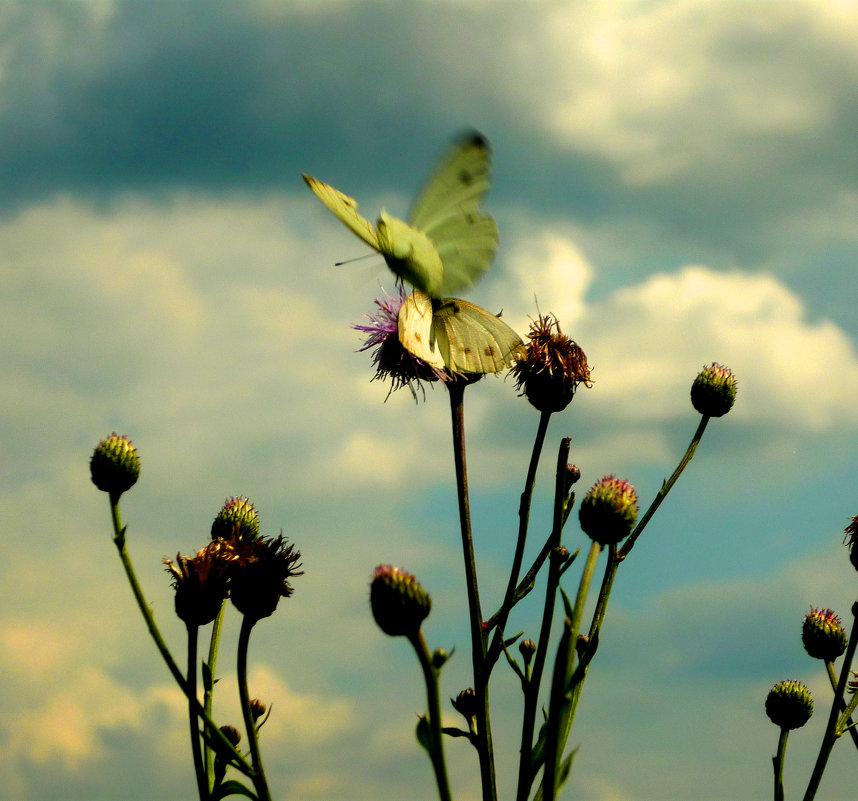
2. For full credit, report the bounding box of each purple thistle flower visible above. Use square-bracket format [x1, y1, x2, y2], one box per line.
[354, 287, 447, 400]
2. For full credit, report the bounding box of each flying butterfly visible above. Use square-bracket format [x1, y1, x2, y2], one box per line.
[303, 132, 523, 374]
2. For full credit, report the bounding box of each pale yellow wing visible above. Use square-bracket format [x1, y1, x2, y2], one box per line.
[302, 173, 380, 251]
[432, 298, 524, 374]
[397, 290, 445, 369]
[407, 133, 498, 297]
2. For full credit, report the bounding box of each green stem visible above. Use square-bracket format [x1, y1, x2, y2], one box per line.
[773, 727, 788, 801]
[515, 438, 571, 801]
[410, 630, 453, 801]
[824, 660, 858, 751]
[107, 499, 253, 776]
[186, 624, 209, 800]
[619, 416, 709, 559]
[802, 599, 858, 801]
[447, 380, 496, 801]
[542, 541, 601, 801]
[204, 601, 227, 788]
[237, 615, 273, 801]
[487, 410, 552, 670]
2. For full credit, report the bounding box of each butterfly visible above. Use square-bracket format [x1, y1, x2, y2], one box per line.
[303, 132, 523, 374]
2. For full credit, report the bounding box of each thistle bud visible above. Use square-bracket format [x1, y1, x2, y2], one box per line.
[690, 363, 737, 417]
[765, 680, 813, 730]
[451, 688, 478, 722]
[519, 639, 537, 665]
[432, 648, 451, 669]
[578, 476, 638, 546]
[90, 433, 140, 498]
[219, 725, 242, 748]
[370, 565, 431, 638]
[511, 314, 591, 413]
[566, 464, 581, 486]
[802, 607, 848, 661]
[250, 699, 267, 721]
[212, 496, 260, 543]
[550, 545, 570, 566]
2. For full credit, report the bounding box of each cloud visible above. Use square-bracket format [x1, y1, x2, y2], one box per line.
[498, 227, 858, 434]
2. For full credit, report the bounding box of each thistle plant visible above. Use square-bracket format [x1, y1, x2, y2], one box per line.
[88, 135, 751, 800]
[90, 435, 302, 801]
[764, 521, 858, 801]
[358, 302, 738, 800]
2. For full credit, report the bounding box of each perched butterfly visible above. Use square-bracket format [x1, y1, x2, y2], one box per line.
[303, 132, 523, 374]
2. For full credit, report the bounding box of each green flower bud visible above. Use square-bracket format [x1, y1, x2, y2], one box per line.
[250, 699, 267, 721]
[90, 433, 140, 498]
[802, 607, 847, 661]
[691, 363, 737, 417]
[219, 724, 242, 748]
[370, 565, 431, 638]
[578, 476, 638, 545]
[212, 496, 260, 543]
[519, 639, 537, 665]
[765, 679, 813, 730]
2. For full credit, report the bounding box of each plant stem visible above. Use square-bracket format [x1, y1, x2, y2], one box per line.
[447, 380, 496, 801]
[542, 541, 601, 801]
[487, 410, 552, 670]
[107, 499, 253, 776]
[803, 599, 858, 801]
[237, 615, 273, 801]
[204, 601, 227, 789]
[186, 624, 209, 800]
[619, 415, 709, 559]
[773, 727, 788, 801]
[410, 630, 453, 801]
[515, 438, 571, 801]
[824, 660, 858, 751]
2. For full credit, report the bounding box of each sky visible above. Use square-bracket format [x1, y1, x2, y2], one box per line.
[2, 1, 858, 799]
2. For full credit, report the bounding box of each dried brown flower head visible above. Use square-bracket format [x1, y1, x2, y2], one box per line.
[510, 314, 591, 412]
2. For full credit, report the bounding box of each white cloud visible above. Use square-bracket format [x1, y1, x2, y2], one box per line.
[485, 0, 854, 185]
[501, 227, 858, 433]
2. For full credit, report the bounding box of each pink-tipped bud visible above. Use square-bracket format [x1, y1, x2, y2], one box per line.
[370, 565, 431, 637]
[212, 496, 260, 543]
[802, 607, 847, 661]
[691, 363, 737, 417]
[578, 476, 638, 545]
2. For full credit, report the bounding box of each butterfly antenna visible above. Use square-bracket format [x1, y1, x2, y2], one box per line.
[334, 253, 378, 267]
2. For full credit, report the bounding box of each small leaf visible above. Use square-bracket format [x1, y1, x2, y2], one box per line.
[560, 587, 574, 619]
[213, 779, 258, 800]
[557, 746, 579, 790]
[415, 714, 433, 755]
[202, 661, 214, 693]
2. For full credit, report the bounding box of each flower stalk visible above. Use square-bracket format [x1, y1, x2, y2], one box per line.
[447, 379, 496, 801]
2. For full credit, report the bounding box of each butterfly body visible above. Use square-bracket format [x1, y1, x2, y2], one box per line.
[304, 132, 522, 374]
[375, 212, 445, 297]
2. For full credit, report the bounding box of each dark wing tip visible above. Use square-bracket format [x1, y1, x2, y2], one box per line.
[458, 130, 490, 151]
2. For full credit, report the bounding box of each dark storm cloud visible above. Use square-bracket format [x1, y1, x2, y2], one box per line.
[4, 0, 858, 282]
